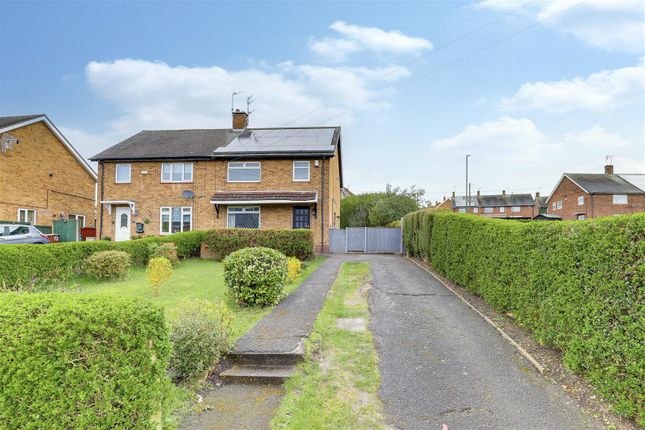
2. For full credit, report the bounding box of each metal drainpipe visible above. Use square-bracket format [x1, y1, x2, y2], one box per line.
[98, 161, 105, 238]
[320, 158, 325, 254]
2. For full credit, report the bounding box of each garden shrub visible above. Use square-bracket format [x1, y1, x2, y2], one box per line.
[169, 299, 234, 382]
[85, 250, 131, 281]
[401, 210, 645, 424]
[0, 293, 171, 429]
[203, 229, 313, 261]
[287, 257, 302, 283]
[0, 230, 206, 289]
[149, 242, 179, 265]
[223, 247, 288, 307]
[147, 257, 173, 297]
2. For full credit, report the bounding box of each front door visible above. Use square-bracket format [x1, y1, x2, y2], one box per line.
[293, 206, 310, 229]
[114, 206, 131, 242]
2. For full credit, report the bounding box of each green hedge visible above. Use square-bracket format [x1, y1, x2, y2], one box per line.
[0, 293, 171, 429]
[402, 211, 645, 425]
[0, 230, 206, 289]
[203, 229, 313, 261]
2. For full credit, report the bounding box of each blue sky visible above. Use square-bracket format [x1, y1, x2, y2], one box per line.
[1, 0, 644, 202]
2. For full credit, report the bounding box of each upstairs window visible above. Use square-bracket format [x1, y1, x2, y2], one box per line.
[577, 196, 584, 206]
[293, 161, 310, 181]
[115, 164, 131, 183]
[613, 194, 628, 204]
[162, 163, 193, 182]
[228, 162, 261, 182]
[511, 206, 521, 213]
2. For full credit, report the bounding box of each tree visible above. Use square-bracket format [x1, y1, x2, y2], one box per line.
[340, 184, 425, 227]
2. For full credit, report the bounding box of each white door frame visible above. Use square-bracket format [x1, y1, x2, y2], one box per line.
[114, 206, 131, 242]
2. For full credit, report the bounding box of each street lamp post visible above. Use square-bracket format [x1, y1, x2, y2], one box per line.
[466, 154, 471, 212]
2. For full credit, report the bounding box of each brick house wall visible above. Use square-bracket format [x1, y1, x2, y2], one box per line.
[0, 122, 96, 227]
[98, 155, 341, 252]
[547, 176, 645, 220]
[452, 204, 534, 218]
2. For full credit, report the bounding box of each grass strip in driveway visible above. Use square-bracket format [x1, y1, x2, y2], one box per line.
[271, 262, 385, 430]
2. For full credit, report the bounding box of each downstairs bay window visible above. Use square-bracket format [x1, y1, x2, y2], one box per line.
[160, 207, 192, 234]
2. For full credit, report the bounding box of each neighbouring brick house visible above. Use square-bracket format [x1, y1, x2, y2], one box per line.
[0, 115, 97, 228]
[450, 190, 535, 219]
[546, 164, 645, 220]
[90, 111, 343, 252]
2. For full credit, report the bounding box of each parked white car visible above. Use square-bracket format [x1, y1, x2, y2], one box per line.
[0, 224, 51, 244]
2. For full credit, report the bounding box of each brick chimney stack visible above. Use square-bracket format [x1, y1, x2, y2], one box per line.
[604, 164, 614, 175]
[232, 109, 249, 130]
[477, 190, 481, 196]
[452, 191, 455, 199]
[535, 191, 540, 198]
[502, 190, 506, 195]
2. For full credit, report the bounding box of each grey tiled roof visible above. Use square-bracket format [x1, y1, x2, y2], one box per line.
[478, 193, 534, 207]
[566, 174, 645, 195]
[211, 190, 318, 203]
[0, 114, 44, 129]
[536, 196, 549, 208]
[91, 126, 341, 161]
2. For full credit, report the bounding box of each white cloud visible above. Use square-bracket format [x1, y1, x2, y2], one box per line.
[64, 58, 410, 157]
[309, 21, 432, 61]
[478, 0, 645, 54]
[431, 116, 554, 161]
[563, 125, 631, 148]
[500, 62, 645, 113]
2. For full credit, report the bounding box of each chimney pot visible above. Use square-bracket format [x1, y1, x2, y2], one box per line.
[232, 110, 249, 129]
[502, 190, 506, 195]
[535, 191, 540, 198]
[451, 191, 455, 198]
[604, 164, 614, 175]
[477, 190, 480, 196]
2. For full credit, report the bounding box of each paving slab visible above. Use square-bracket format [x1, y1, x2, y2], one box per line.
[234, 255, 345, 354]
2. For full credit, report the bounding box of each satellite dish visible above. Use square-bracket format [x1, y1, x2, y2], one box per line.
[182, 190, 195, 199]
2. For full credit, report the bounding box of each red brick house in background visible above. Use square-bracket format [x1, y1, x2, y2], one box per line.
[547, 164, 645, 220]
[450, 190, 535, 219]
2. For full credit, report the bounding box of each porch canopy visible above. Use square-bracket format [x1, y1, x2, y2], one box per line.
[210, 191, 317, 205]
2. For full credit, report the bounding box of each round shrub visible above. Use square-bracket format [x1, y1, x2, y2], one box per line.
[287, 257, 302, 283]
[223, 247, 288, 307]
[169, 299, 234, 381]
[148, 242, 179, 265]
[85, 250, 131, 280]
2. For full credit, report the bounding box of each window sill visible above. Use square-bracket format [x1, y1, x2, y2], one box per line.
[160, 181, 194, 184]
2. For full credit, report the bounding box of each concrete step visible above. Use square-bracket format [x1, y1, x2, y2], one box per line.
[219, 364, 297, 385]
[229, 350, 304, 366]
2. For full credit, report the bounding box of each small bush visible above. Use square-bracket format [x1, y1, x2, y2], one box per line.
[169, 299, 234, 382]
[0, 293, 171, 429]
[149, 242, 179, 265]
[287, 257, 302, 283]
[223, 247, 288, 307]
[203, 229, 313, 261]
[85, 250, 131, 280]
[146, 257, 172, 297]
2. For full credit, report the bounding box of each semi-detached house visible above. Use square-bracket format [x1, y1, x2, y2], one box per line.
[90, 112, 343, 253]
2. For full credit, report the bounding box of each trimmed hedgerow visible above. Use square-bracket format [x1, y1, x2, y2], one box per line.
[402, 210, 645, 424]
[203, 229, 313, 261]
[223, 247, 289, 307]
[0, 230, 206, 290]
[0, 293, 172, 429]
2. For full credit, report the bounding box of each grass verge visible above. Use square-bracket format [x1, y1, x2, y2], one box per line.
[271, 262, 385, 430]
[75, 256, 326, 340]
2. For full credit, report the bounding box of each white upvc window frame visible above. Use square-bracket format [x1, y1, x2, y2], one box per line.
[552, 202, 556, 210]
[17, 208, 36, 224]
[511, 206, 521, 213]
[227, 206, 261, 229]
[115, 163, 131, 183]
[458, 208, 466, 213]
[227, 161, 261, 183]
[472, 207, 479, 213]
[612, 194, 628, 205]
[484, 207, 493, 214]
[577, 214, 586, 220]
[293, 160, 311, 182]
[160, 206, 193, 235]
[69, 214, 86, 227]
[556, 200, 563, 210]
[499, 207, 505, 213]
[577, 196, 584, 206]
[161, 162, 193, 183]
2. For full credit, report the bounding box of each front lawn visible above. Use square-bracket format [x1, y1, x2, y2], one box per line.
[75, 256, 325, 340]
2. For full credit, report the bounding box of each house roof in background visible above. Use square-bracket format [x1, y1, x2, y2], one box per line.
[536, 196, 549, 208]
[452, 195, 479, 208]
[90, 126, 340, 161]
[0, 114, 44, 129]
[478, 193, 535, 207]
[0, 114, 97, 179]
[564, 173, 645, 195]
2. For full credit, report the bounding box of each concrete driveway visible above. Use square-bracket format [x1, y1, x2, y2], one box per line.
[355, 254, 604, 430]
